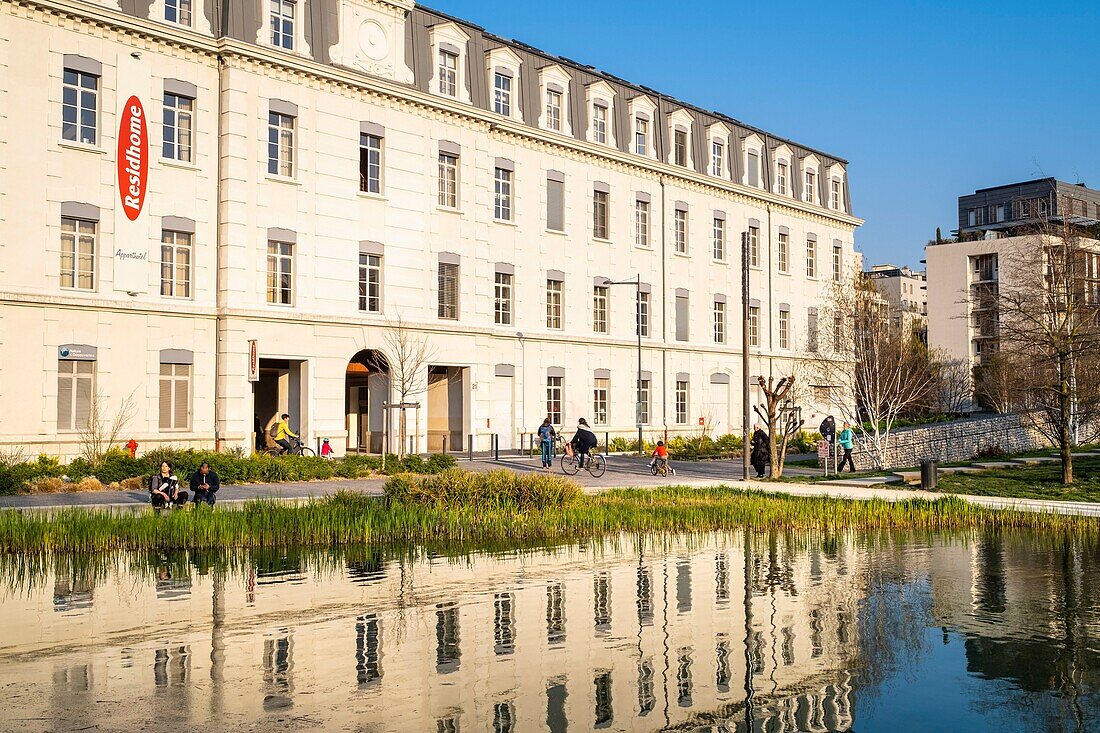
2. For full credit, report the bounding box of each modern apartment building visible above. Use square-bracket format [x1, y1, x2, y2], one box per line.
[0, 0, 861, 458]
[865, 263, 926, 339]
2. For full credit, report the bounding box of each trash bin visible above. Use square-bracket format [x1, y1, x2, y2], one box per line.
[920, 459, 938, 490]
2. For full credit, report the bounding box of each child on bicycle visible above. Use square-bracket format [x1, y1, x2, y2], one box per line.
[649, 441, 669, 472]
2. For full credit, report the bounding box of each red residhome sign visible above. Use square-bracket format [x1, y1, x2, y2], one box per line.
[116, 96, 148, 221]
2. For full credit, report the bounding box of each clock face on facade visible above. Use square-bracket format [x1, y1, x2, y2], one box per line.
[358, 20, 389, 61]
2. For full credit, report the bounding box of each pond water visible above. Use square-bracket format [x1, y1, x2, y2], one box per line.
[0, 531, 1097, 732]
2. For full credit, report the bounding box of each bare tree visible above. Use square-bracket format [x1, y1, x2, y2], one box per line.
[752, 375, 805, 478]
[972, 350, 1018, 414]
[810, 276, 936, 469]
[79, 389, 137, 464]
[375, 312, 434, 458]
[928, 353, 972, 416]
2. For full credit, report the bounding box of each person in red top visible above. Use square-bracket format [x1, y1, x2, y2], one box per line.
[649, 440, 669, 472]
[320, 438, 334, 459]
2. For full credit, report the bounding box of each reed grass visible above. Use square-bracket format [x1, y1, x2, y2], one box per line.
[0, 486, 1097, 554]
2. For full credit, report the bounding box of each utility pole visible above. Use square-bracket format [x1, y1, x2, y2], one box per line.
[741, 231, 751, 481]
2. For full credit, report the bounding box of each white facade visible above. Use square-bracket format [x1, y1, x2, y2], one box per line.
[0, 0, 862, 458]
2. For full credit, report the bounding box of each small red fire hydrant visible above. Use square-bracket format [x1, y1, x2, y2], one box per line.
[126, 439, 138, 459]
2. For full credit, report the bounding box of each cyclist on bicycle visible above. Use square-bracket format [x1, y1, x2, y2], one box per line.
[649, 440, 669, 473]
[274, 413, 298, 455]
[570, 418, 598, 470]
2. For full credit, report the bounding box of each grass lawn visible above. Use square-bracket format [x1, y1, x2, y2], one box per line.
[938, 456, 1100, 503]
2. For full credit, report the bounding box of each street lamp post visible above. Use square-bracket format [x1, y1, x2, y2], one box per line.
[607, 275, 645, 455]
[741, 231, 751, 482]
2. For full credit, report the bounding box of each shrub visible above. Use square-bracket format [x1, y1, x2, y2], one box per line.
[27, 477, 66, 493]
[384, 468, 582, 509]
[787, 431, 823, 455]
[120, 477, 144, 490]
[974, 444, 1007, 459]
[75, 477, 105, 492]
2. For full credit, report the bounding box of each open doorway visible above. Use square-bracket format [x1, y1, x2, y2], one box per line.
[253, 359, 308, 453]
[346, 350, 389, 454]
[427, 366, 467, 452]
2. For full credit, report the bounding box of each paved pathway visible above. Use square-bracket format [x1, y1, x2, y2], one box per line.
[1, 455, 1097, 518]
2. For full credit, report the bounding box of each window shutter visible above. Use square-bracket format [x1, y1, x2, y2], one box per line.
[74, 371, 93, 430]
[174, 366, 190, 430]
[57, 369, 73, 430]
[547, 178, 564, 231]
[675, 295, 689, 341]
[159, 375, 172, 429]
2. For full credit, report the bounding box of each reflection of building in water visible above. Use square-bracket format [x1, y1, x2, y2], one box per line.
[1, 534, 864, 731]
[52, 575, 94, 613]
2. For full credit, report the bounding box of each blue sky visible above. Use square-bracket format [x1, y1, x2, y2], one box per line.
[426, 0, 1100, 269]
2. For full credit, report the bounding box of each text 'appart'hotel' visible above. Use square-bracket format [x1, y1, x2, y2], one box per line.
[0, 0, 862, 457]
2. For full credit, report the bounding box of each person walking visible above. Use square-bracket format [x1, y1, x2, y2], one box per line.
[570, 418, 598, 470]
[150, 462, 188, 509]
[750, 424, 770, 478]
[537, 418, 557, 471]
[838, 421, 857, 472]
[189, 462, 221, 506]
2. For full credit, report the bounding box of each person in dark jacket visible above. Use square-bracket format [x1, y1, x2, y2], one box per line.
[189, 462, 221, 506]
[150, 462, 188, 508]
[537, 418, 557, 471]
[570, 418, 598, 470]
[750, 424, 770, 479]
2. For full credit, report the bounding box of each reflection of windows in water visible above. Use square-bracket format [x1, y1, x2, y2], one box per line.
[715, 638, 730, 691]
[974, 536, 1007, 615]
[749, 631, 765, 676]
[676, 648, 693, 707]
[594, 671, 613, 728]
[837, 609, 850, 645]
[715, 554, 729, 602]
[593, 572, 611, 632]
[810, 549, 822, 582]
[676, 560, 691, 613]
[781, 626, 796, 666]
[637, 660, 655, 715]
[436, 603, 460, 673]
[546, 677, 568, 733]
[53, 576, 94, 613]
[52, 664, 91, 692]
[437, 716, 459, 733]
[809, 609, 823, 658]
[153, 646, 190, 688]
[345, 550, 386, 585]
[155, 571, 193, 601]
[255, 554, 305, 585]
[263, 634, 292, 690]
[492, 701, 514, 733]
[636, 565, 653, 625]
[355, 614, 382, 685]
[546, 582, 566, 645]
[493, 593, 515, 655]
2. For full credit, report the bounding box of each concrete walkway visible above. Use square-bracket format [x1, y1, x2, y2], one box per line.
[1, 455, 1097, 518]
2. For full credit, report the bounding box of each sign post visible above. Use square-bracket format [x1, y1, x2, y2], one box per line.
[247, 340, 259, 382]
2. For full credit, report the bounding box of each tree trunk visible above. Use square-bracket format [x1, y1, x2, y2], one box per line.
[768, 426, 779, 479]
[1061, 359, 1073, 484]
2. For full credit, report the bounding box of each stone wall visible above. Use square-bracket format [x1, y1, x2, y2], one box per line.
[817, 414, 1051, 471]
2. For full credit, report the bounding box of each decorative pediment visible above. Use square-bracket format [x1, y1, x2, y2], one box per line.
[331, 0, 415, 83]
[586, 79, 615, 103]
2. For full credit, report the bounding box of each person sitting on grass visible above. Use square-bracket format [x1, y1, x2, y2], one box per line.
[150, 462, 188, 509]
[649, 440, 670, 472]
[189, 462, 220, 507]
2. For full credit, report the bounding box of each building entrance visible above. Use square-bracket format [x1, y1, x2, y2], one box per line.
[345, 350, 388, 454]
[253, 359, 307, 453]
[427, 366, 467, 452]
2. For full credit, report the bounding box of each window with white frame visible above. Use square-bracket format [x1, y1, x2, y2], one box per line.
[713, 218, 726, 261]
[438, 260, 459, 319]
[674, 129, 688, 167]
[675, 380, 688, 424]
[711, 140, 724, 177]
[494, 271, 513, 325]
[493, 72, 512, 116]
[832, 244, 843, 282]
[746, 150, 760, 187]
[804, 169, 816, 203]
[806, 239, 817, 278]
[748, 305, 760, 347]
[592, 103, 608, 144]
[438, 49, 458, 97]
[674, 209, 688, 254]
[635, 199, 650, 247]
[266, 240, 293, 305]
[593, 285, 608, 333]
[165, 0, 191, 25]
[494, 167, 512, 221]
[438, 152, 458, 208]
[57, 358, 94, 431]
[714, 300, 726, 344]
[270, 0, 295, 50]
[60, 217, 96, 290]
[635, 117, 649, 155]
[593, 189, 609, 240]
[778, 232, 789, 273]
[267, 112, 294, 177]
[779, 310, 790, 349]
[546, 89, 562, 131]
[748, 225, 760, 268]
[546, 278, 562, 329]
[593, 378, 609, 425]
[547, 375, 562, 424]
[637, 379, 650, 424]
[62, 67, 98, 145]
[160, 230, 192, 298]
[638, 291, 650, 337]
[159, 362, 191, 431]
[830, 179, 842, 210]
[359, 132, 382, 194]
[163, 92, 193, 162]
[359, 254, 381, 313]
[777, 161, 788, 195]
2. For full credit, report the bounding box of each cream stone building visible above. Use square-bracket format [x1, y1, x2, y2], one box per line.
[0, 0, 861, 458]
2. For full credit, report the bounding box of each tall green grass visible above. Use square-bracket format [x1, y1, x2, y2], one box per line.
[0, 486, 1096, 554]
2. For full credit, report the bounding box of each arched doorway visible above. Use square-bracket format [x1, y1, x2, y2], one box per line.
[346, 350, 388, 454]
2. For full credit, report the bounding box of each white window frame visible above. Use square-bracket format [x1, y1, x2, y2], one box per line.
[438, 49, 458, 97]
[158, 362, 192, 431]
[674, 209, 688, 254]
[164, 0, 192, 25]
[638, 291, 650, 338]
[675, 381, 689, 425]
[493, 72, 512, 117]
[62, 68, 99, 146]
[494, 167, 513, 222]
[162, 92, 194, 162]
[637, 379, 650, 425]
[778, 232, 789, 273]
[593, 285, 609, 334]
[713, 218, 726, 261]
[270, 0, 296, 50]
[748, 226, 760, 268]
[804, 169, 817, 204]
[547, 376, 563, 424]
[494, 271, 513, 325]
[593, 189, 609, 240]
[748, 305, 760, 347]
[266, 240, 294, 305]
[635, 199, 650, 248]
[438, 152, 459, 209]
[438, 260, 459, 320]
[635, 117, 649, 156]
[60, 217, 96, 291]
[714, 300, 726, 344]
[267, 111, 295, 178]
[546, 89, 562, 131]
[593, 378, 609, 426]
[57, 359, 94, 432]
[546, 279, 562, 329]
[806, 239, 818, 278]
[779, 310, 790, 349]
[711, 140, 724, 177]
[359, 253, 382, 313]
[160, 229, 192, 298]
[592, 103, 608, 145]
[359, 132, 383, 195]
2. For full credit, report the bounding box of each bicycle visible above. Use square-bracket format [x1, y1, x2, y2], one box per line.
[266, 436, 315, 457]
[649, 458, 675, 477]
[561, 442, 606, 478]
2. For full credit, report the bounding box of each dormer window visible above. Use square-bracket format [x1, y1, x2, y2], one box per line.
[592, 103, 608, 144]
[546, 89, 562, 131]
[674, 129, 688, 166]
[270, 0, 295, 49]
[777, 161, 789, 195]
[804, 169, 816, 203]
[628, 96, 656, 158]
[746, 150, 760, 187]
[635, 118, 649, 156]
[711, 140, 724, 177]
[438, 49, 458, 96]
[165, 0, 191, 25]
[493, 71, 512, 116]
[830, 178, 841, 210]
[585, 82, 616, 147]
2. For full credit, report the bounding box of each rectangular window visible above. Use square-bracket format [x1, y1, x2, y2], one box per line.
[637, 379, 650, 425]
[438, 50, 457, 97]
[266, 240, 293, 305]
[270, 0, 295, 49]
[158, 363, 191, 431]
[494, 272, 512, 325]
[779, 310, 790, 349]
[593, 189, 609, 240]
[748, 226, 760, 268]
[56, 359, 94, 431]
[593, 285, 608, 334]
[995, 204, 1006, 222]
[267, 112, 294, 177]
[638, 291, 650, 337]
[806, 240, 817, 278]
[711, 141, 724, 177]
[493, 73, 512, 116]
[162, 93, 193, 162]
[165, 0, 191, 24]
[546, 279, 562, 329]
[804, 170, 816, 203]
[593, 378, 609, 425]
[674, 209, 688, 254]
[832, 245, 843, 282]
[747, 151, 759, 187]
[674, 129, 688, 167]
[494, 167, 512, 221]
[546, 89, 562, 131]
[547, 175, 564, 232]
[635, 199, 650, 247]
[438, 261, 459, 319]
[830, 179, 841, 210]
[359, 133, 382, 194]
[358, 254, 381, 313]
[160, 230, 192, 298]
[748, 305, 760, 347]
[62, 68, 98, 145]
[547, 375, 563, 425]
[60, 217, 96, 290]
[675, 381, 688, 425]
[592, 104, 607, 144]
[713, 300, 726, 344]
[777, 162, 788, 195]
[438, 153, 458, 208]
[778, 232, 789, 273]
[634, 118, 648, 155]
[713, 218, 725, 261]
[833, 315, 844, 351]
[675, 294, 689, 342]
[807, 309, 819, 352]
